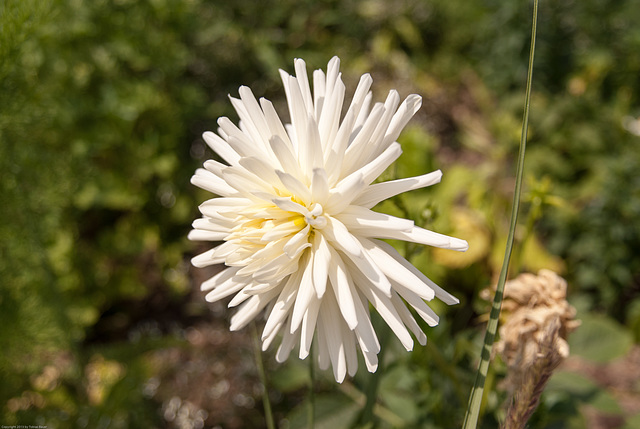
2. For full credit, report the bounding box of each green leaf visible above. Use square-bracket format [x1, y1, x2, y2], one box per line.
[547, 371, 622, 415]
[285, 393, 360, 429]
[270, 359, 309, 393]
[568, 315, 633, 363]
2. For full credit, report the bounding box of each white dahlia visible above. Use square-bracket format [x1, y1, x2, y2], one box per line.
[190, 57, 468, 382]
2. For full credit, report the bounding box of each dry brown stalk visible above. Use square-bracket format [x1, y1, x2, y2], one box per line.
[485, 269, 580, 429]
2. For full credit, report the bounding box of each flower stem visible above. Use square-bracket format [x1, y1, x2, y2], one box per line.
[462, 0, 539, 428]
[252, 323, 275, 429]
[308, 342, 316, 429]
[359, 316, 390, 426]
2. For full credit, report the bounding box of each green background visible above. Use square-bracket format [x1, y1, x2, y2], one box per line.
[1, 0, 639, 427]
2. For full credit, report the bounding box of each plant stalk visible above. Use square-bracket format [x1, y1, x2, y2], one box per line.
[308, 342, 315, 429]
[252, 323, 276, 429]
[462, 0, 539, 427]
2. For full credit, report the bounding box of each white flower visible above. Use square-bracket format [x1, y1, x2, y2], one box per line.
[190, 57, 468, 382]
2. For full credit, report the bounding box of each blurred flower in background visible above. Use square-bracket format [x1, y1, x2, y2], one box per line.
[190, 57, 468, 382]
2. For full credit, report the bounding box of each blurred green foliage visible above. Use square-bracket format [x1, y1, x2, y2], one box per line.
[1, 0, 639, 427]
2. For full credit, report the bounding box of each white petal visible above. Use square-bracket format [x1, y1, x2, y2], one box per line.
[351, 289, 380, 354]
[283, 225, 311, 258]
[325, 73, 373, 182]
[335, 205, 414, 233]
[299, 295, 321, 359]
[260, 220, 304, 242]
[261, 319, 284, 351]
[343, 326, 359, 377]
[221, 166, 275, 195]
[192, 218, 232, 233]
[318, 295, 348, 382]
[311, 233, 331, 298]
[360, 237, 435, 301]
[341, 243, 392, 298]
[390, 291, 427, 345]
[262, 270, 304, 340]
[312, 68, 326, 119]
[283, 74, 309, 156]
[191, 247, 225, 268]
[209, 240, 239, 259]
[203, 159, 226, 175]
[217, 117, 261, 158]
[310, 168, 330, 205]
[361, 349, 379, 373]
[198, 197, 251, 218]
[321, 217, 362, 258]
[228, 289, 252, 307]
[375, 225, 469, 251]
[353, 170, 443, 209]
[269, 135, 305, 182]
[294, 58, 314, 116]
[188, 229, 227, 241]
[272, 196, 307, 215]
[230, 288, 279, 331]
[202, 266, 243, 296]
[238, 157, 284, 188]
[275, 171, 311, 202]
[251, 252, 299, 283]
[238, 86, 273, 146]
[289, 255, 315, 333]
[331, 73, 373, 157]
[317, 72, 344, 153]
[350, 269, 414, 351]
[368, 90, 401, 148]
[202, 131, 241, 166]
[326, 246, 358, 330]
[391, 279, 440, 327]
[375, 239, 460, 305]
[261, 99, 294, 157]
[353, 91, 373, 133]
[191, 168, 238, 196]
[342, 103, 386, 175]
[301, 114, 323, 177]
[380, 94, 422, 152]
[357, 141, 403, 185]
[316, 321, 331, 371]
[325, 172, 366, 214]
[275, 319, 299, 363]
[229, 95, 269, 153]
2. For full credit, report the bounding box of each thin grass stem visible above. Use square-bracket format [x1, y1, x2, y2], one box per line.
[359, 317, 390, 426]
[462, 0, 539, 427]
[308, 342, 315, 429]
[252, 323, 276, 429]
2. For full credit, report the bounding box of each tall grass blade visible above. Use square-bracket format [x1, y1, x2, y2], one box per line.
[462, 0, 539, 427]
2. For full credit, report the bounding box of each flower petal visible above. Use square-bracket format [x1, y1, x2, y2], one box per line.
[335, 205, 414, 233]
[311, 233, 331, 298]
[375, 239, 460, 305]
[202, 131, 241, 166]
[353, 170, 443, 209]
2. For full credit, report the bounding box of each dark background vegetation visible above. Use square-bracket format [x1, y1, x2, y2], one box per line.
[1, 0, 639, 427]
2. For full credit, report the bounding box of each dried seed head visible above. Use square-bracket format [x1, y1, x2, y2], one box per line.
[488, 269, 581, 429]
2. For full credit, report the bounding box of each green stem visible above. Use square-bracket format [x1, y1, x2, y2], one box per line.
[360, 321, 390, 426]
[252, 323, 276, 429]
[308, 342, 315, 429]
[462, 1, 539, 428]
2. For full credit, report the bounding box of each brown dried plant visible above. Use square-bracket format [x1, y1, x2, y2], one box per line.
[485, 269, 581, 429]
